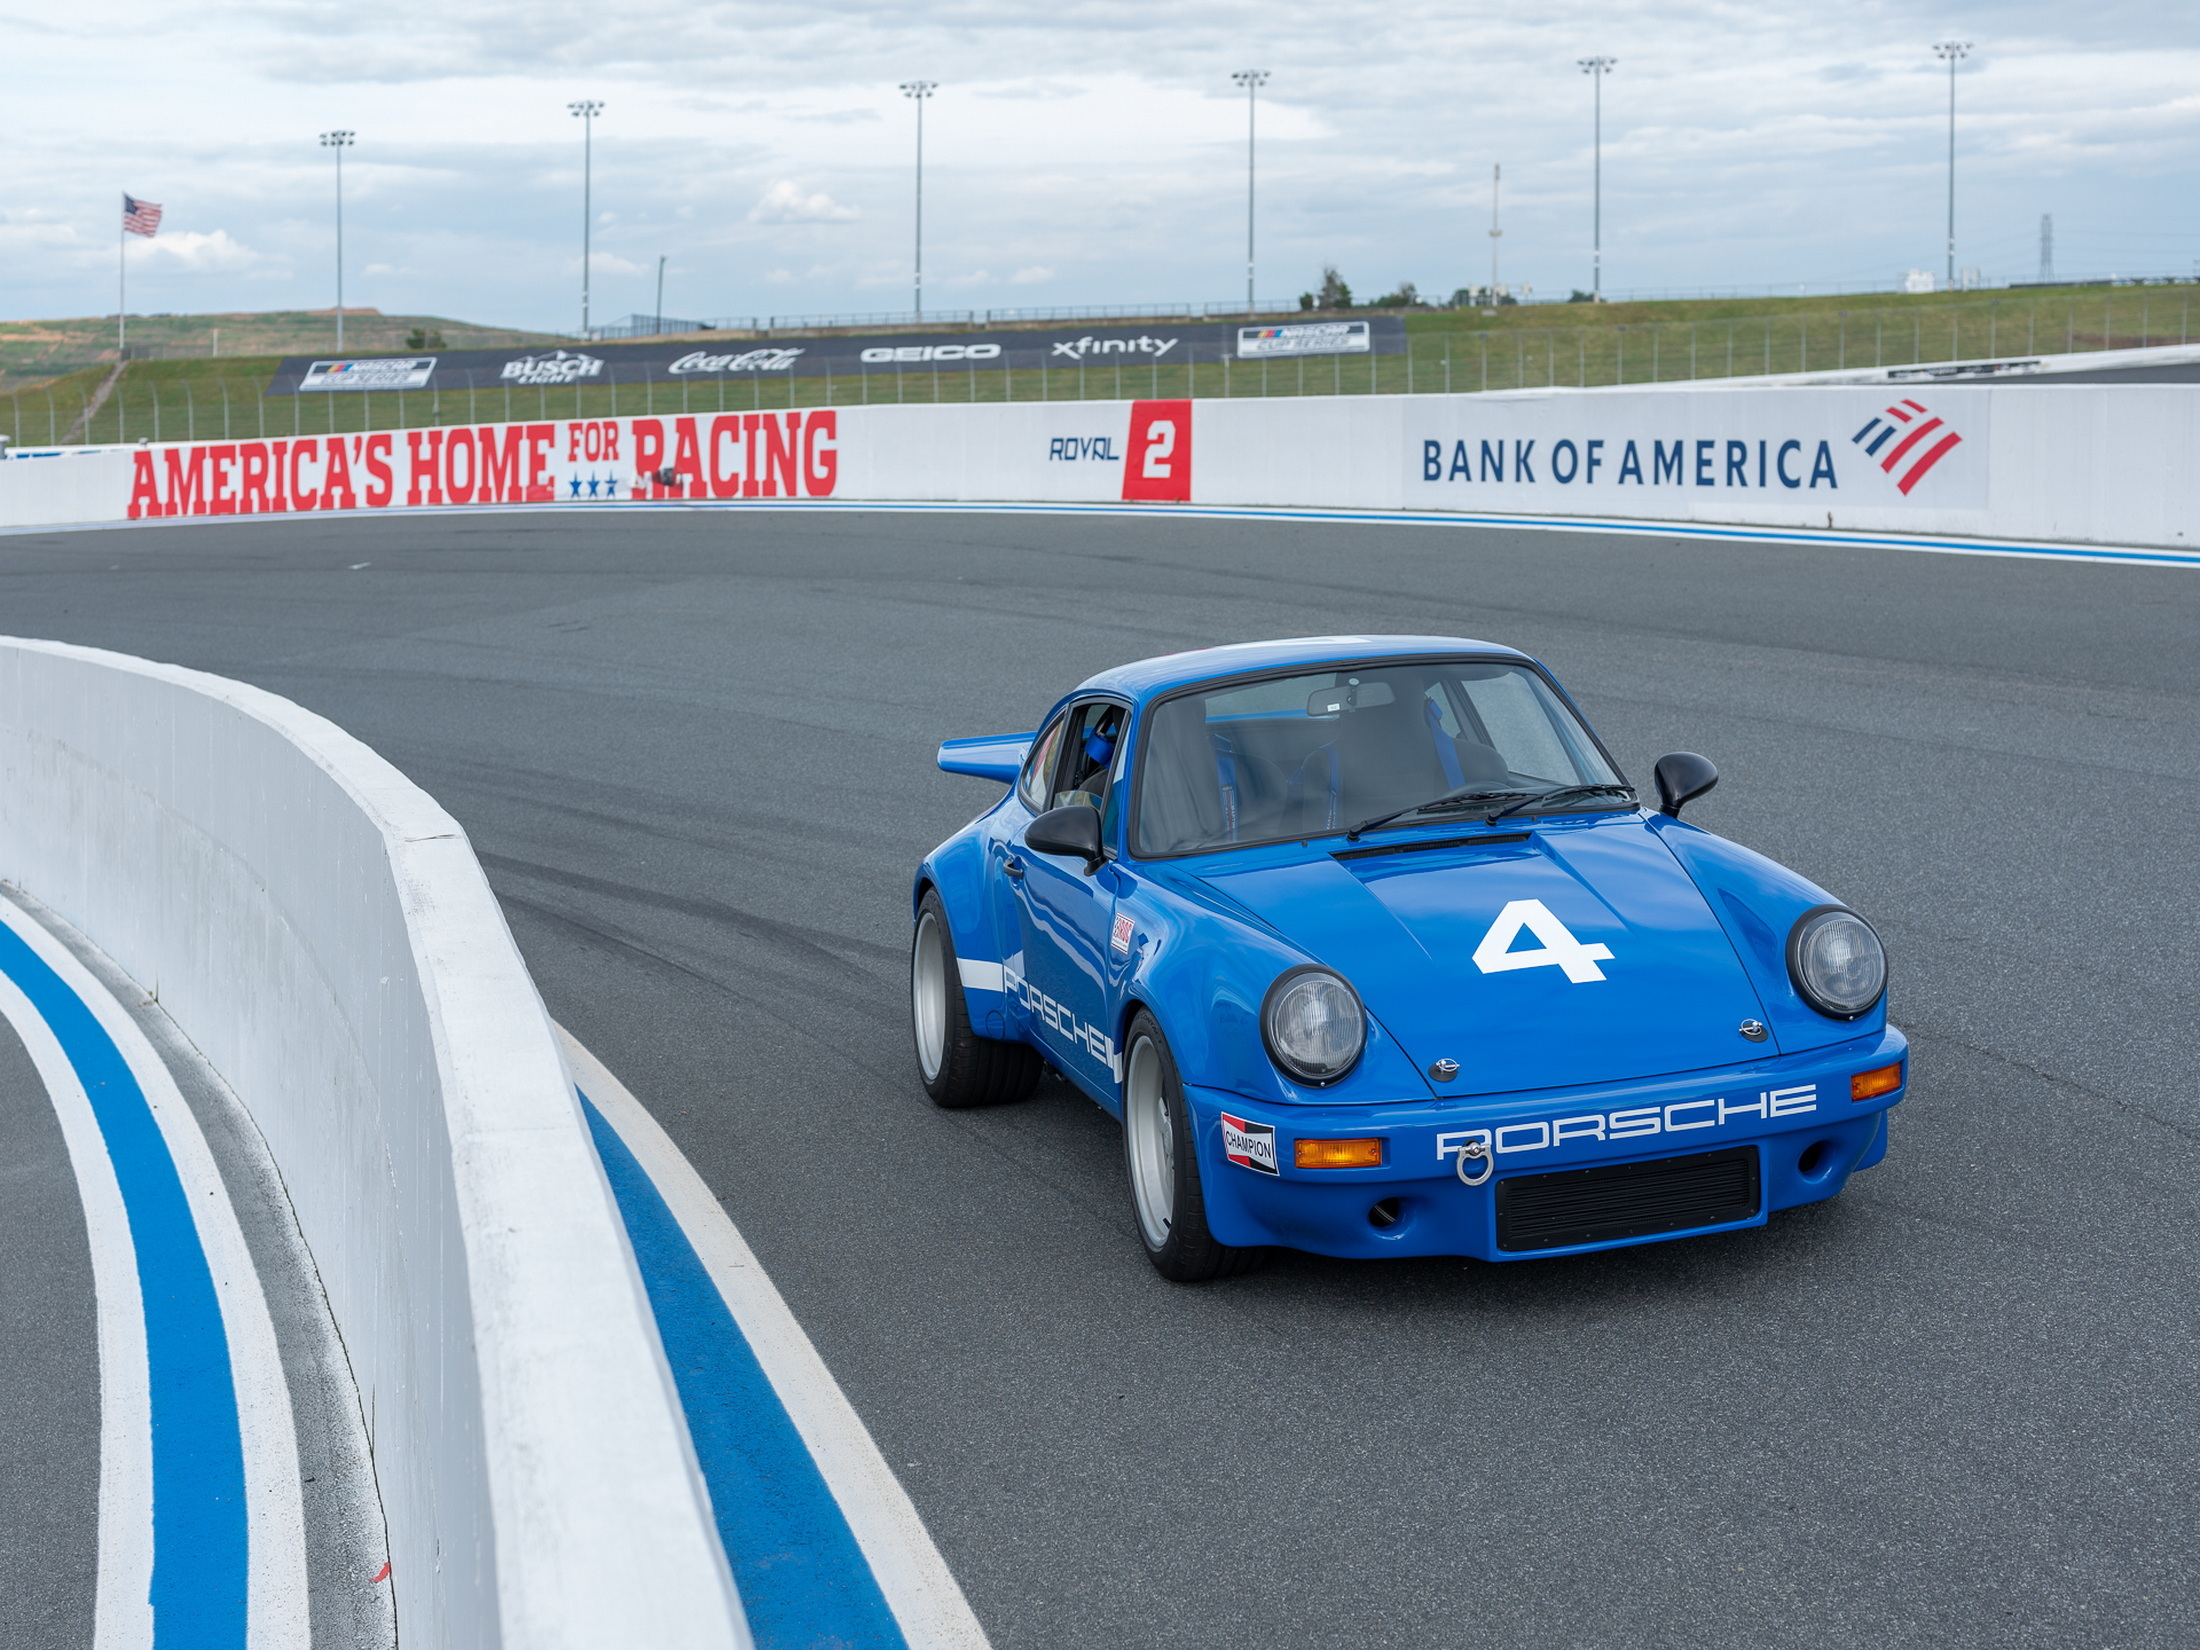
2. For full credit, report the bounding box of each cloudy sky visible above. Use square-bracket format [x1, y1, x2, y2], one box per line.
[7, 0, 2198, 333]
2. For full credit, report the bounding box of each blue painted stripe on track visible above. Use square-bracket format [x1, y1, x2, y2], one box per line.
[580, 1091, 907, 1650]
[0, 920, 248, 1647]
[24, 495, 2199, 568]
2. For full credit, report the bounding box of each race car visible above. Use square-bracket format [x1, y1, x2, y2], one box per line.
[909, 636, 1904, 1280]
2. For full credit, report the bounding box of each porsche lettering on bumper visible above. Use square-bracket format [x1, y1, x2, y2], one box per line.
[1436, 1085, 1818, 1163]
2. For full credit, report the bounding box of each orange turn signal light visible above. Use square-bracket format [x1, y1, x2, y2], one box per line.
[1295, 1137, 1385, 1169]
[1851, 1062, 1904, 1102]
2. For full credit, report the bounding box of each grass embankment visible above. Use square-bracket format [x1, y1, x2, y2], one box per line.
[0, 310, 563, 394]
[6, 282, 2189, 446]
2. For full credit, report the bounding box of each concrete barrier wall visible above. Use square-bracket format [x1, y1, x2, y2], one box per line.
[0, 640, 745, 1650]
[2, 380, 2194, 551]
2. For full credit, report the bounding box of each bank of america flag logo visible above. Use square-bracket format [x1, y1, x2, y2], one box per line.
[122, 194, 164, 238]
[1852, 399, 1960, 495]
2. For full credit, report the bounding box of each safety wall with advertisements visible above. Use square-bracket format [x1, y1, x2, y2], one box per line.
[4, 383, 2196, 553]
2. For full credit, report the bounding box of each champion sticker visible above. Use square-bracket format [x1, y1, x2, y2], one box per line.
[1110, 914, 1134, 955]
[1220, 1112, 1279, 1176]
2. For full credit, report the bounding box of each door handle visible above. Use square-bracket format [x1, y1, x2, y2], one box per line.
[1003, 855, 1026, 881]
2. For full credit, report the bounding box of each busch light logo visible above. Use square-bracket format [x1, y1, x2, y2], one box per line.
[499, 350, 605, 387]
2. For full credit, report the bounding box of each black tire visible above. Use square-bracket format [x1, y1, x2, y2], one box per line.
[911, 888, 1043, 1109]
[1120, 1009, 1268, 1282]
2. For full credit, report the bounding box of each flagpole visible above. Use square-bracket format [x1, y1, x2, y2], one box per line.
[118, 195, 127, 356]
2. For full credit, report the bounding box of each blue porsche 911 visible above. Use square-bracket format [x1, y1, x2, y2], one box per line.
[910, 637, 1905, 1280]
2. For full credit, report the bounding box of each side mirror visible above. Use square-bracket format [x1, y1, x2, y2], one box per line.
[1653, 752, 1719, 818]
[1025, 804, 1104, 869]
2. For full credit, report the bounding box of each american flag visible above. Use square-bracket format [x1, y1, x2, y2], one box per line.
[122, 194, 163, 238]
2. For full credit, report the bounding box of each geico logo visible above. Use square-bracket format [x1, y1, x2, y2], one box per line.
[669, 348, 805, 375]
[1049, 335, 1181, 360]
[858, 343, 1004, 364]
[1435, 1086, 1816, 1163]
[1004, 964, 1120, 1079]
[1047, 436, 1120, 462]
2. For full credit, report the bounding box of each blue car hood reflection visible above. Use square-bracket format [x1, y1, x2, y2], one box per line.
[1199, 821, 1771, 1096]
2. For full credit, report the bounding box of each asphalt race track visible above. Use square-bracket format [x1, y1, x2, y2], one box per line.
[4, 506, 2197, 1649]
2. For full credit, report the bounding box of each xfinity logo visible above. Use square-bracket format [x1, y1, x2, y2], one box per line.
[1050, 334, 1180, 361]
[1436, 1086, 1818, 1162]
[500, 350, 604, 386]
[670, 348, 804, 375]
[1048, 436, 1121, 462]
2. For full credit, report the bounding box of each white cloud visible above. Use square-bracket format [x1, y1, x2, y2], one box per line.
[136, 229, 266, 272]
[749, 181, 860, 223]
[1, 2, 2196, 328]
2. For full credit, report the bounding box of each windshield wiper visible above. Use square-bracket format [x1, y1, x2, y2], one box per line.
[1483, 783, 1639, 824]
[1345, 786, 1541, 841]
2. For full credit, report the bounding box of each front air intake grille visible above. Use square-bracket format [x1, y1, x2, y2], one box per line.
[1494, 1145, 1760, 1253]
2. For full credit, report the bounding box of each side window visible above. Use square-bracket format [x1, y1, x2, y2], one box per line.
[1050, 701, 1126, 812]
[1018, 715, 1067, 812]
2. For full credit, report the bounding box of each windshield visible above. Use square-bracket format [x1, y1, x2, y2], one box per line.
[1133, 659, 1624, 857]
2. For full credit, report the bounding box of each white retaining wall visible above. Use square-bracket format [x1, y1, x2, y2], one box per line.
[2, 379, 2193, 550]
[0, 640, 745, 1650]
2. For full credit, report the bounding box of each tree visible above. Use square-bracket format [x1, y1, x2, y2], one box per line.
[1301, 266, 1353, 310]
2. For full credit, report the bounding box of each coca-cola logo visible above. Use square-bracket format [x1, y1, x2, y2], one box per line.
[669, 348, 805, 375]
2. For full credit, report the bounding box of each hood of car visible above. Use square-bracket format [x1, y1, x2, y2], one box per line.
[1199, 823, 1771, 1095]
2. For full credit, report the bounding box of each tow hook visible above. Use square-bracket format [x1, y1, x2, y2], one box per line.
[1455, 1137, 1493, 1187]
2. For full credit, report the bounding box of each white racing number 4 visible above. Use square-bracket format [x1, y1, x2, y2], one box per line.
[1471, 899, 1614, 984]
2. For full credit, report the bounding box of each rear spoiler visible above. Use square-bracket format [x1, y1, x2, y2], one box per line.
[937, 732, 1035, 784]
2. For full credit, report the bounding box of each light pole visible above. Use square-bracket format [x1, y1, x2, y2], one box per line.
[569, 100, 604, 335]
[899, 81, 937, 320]
[1578, 57, 1616, 300]
[320, 130, 354, 349]
[1231, 71, 1270, 312]
[1933, 42, 1971, 291]
[1488, 163, 1503, 298]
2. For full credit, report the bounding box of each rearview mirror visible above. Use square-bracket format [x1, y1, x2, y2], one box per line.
[1654, 752, 1719, 818]
[1026, 804, 1104, 869]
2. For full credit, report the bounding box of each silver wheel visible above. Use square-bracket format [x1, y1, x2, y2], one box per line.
[1124, 1034, 1175, 1248]
[912, 910, 949, 1083]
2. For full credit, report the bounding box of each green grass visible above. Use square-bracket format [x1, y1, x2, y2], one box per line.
[0, 310, 564, 394]
[9, 282, 2192, 447]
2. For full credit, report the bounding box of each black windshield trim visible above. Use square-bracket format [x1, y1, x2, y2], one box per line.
[1126, 652, 1628, 864]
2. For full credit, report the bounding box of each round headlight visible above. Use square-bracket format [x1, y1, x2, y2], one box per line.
[1787, 906, 1886, 1019]
[1261, 967, 1366, 1085]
